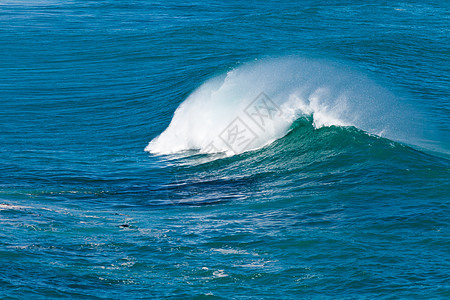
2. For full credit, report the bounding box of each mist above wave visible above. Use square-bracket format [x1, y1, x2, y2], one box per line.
[146, 57, 423, 156]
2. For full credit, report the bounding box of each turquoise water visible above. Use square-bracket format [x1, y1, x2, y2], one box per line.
[1, 1, 449, 298]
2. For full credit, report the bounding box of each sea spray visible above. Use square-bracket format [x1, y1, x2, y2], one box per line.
[146, 57, 421, 155]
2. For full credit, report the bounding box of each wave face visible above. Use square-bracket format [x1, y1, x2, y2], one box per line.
[146, 57, 422, 155]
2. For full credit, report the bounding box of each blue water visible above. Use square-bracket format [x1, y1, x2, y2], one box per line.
[1, 1, 449, 298]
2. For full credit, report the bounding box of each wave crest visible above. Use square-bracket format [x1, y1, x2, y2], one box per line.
[146, 57, 420, 156]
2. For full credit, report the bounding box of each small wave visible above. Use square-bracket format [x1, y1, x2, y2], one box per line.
[146, 57, 426, 156]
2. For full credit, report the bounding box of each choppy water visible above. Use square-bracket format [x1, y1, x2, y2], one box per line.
[1, 1, 449, 298]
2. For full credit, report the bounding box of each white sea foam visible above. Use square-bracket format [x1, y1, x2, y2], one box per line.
[146, 57, 419, 155]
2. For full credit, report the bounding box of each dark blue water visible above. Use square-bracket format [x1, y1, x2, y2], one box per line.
[1, 1, 449, 298]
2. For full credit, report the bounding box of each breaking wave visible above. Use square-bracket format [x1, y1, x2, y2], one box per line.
[146, 57, 427, 156]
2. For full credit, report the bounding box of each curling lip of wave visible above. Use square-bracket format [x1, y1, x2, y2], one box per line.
[146, 57, 422, 156]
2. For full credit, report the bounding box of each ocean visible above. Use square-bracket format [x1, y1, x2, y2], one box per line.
[0, 0, 449, 298]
